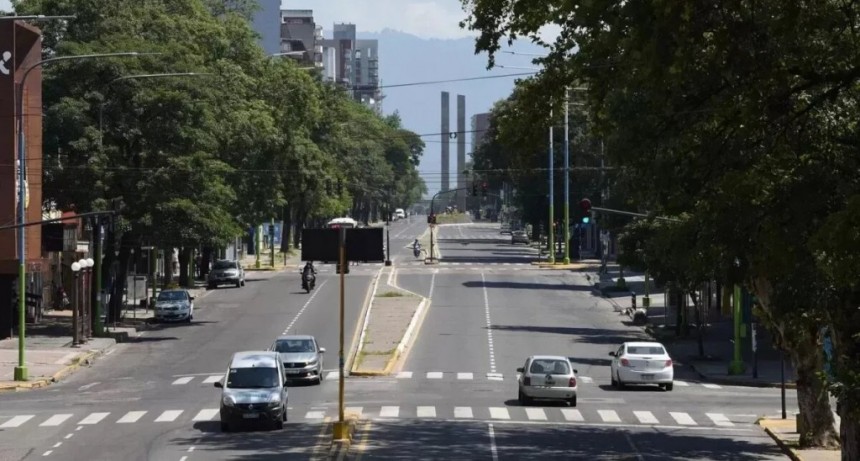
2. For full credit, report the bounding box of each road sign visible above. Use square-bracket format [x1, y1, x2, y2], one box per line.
[140, 246, 155, 250]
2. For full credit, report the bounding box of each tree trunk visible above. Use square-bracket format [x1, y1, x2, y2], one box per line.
[108, 234, 132, 323]
[838, 400, 858, 461]
[201, 247, 213, 277]
[162, 247, 175, 287]
[792, 341, 840, 448]
[281, 203, 292, 253]
[691, 290, 705, 357]
[178, 247, 191, 288]
[675, 289, 683, 337]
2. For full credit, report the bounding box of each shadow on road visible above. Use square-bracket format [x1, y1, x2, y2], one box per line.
[488, 325, 642, 345]
[167, 421, 325, 460]
[463, 281, 590, 291]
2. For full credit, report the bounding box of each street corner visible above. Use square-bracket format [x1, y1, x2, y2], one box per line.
[0, 377, 51, 392]
[688, 361, 797, 389]
[757, 418, 830, 461]
[0, 339, 115, 393]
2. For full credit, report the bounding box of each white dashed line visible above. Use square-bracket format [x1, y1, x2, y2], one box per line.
[282, 279, 329, 335]
[482, 272, 496, 373]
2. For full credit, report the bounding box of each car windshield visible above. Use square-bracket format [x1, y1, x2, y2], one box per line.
[226, 367, 279, 389]
[529, 359, 570, 375]
[157, 291, 187, 301]
[274, 339, 316, 353]
[213, 261, 236, 270]
[626, 346, 666, 355]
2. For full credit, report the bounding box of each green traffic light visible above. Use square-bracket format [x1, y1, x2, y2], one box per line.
[582, 217, 590, 224]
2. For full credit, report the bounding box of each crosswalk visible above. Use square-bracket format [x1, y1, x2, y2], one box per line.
[0, 406, 749, 430]
[168, 371, 723, 390]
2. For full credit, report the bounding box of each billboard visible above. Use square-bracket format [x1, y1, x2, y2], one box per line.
[301, 228, 384, 262]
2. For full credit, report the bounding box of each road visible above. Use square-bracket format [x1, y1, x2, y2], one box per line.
[0, 219, 797, 460]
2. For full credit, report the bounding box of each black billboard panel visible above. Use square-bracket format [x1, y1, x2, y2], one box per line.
[42, 223, 64, 252]
[301, 228, 385, 263]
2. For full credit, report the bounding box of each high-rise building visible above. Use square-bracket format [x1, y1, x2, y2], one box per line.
[320, 23, 382, 113]
[251, 0, 281, 56]
[472, 113, 491, 153]
[279, 9, 323, 67]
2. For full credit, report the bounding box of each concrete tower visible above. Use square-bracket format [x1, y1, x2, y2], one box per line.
[457, 94, 466, 211]
[441, 91, 450, 193]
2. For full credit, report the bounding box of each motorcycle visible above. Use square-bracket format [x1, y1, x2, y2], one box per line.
[301, 270, 316, 293]
[413, 240, 422, 258]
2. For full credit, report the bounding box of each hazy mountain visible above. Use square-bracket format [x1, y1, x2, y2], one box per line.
[345, 29, 548, 197]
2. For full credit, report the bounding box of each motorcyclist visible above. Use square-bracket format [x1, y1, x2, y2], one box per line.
[413, 239, 422, 257]
[302, 262, 317, 290]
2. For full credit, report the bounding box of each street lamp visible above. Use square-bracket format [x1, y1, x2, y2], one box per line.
[13, 51, 156, 382]
[84, 258, 94, 339]
[70, 261, 81, 346]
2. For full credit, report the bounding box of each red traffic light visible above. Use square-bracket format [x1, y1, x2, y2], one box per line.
[579, 198, 592, 212]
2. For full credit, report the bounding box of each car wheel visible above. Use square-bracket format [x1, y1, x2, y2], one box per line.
[236, 281, 241, 288]
[282, 406, 288, 422]
[240, 280, 245, 287]
[568, 396, 577, 407]
[273, 418, 283, 430]
[220, 421, 229, 432]
[185, 316, 192, 324]
[518, 389, 529, 405]
[664, 383, 673, 392]
[611, 373, 618, 387]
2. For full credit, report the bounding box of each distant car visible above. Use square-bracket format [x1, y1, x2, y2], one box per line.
[208, 260, 245, 289]
[517, 355, 578, 406]
[153, 289, 194, 323]
[511, 230, 530, 244]
[270, 335, 326, 384]
[609, 341, 674, 391]
[215, 351, 288, 431]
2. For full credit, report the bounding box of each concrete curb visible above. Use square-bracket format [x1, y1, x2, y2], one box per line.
[346, 267, 384, 373]
[688, 364, 797, 389]
[0, 343, 114, 393]
[760, 424, 804, 461]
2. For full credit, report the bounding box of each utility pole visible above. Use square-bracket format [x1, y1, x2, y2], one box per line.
[547, 109, 555, 264]
[563, 88, 571, 264]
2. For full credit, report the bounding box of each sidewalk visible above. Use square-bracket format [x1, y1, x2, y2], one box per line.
[350, 267, 428, 376]
[0, 312, 117, 392]
[240, 249, 301, 272]
[585, 263, 796, 388]
[759, 418, 841, 461]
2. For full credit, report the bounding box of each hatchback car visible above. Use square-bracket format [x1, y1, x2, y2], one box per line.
[214, 351, 288, 431]
[270, 335, 325, 384]
[609, 341, 674, 390]
[511, 230, 530, 244]
[517, 355, 578, 406]
[153, 289, 194, 323]
[208, 260, 245, 289]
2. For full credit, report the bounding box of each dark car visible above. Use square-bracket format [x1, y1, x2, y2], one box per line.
[207, 260, 245, 289]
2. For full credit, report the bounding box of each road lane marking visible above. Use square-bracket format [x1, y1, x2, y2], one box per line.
[488, 423, 499, 461]
[454, 407, 473, 418]
[426, 372, 443, 379]
[561, 409, 584, 421]
[457, 372, 473, 380]
[78, 382, 100, 391]
[192, 409, 219, 421]
[598, 410, 621, 423]
[42, 451, 52, 457]
[673, 380, 689, 386]
[154, 410, 183, 422]
[706, 413, 734, 427]
[172, 377, 194, 385]
[633, 411, 659, 424]
[78, 412, 109, 425]
[482, 272, 497, 373]
[670, 412, 697, 425]
[487, 373, 503, 381]
[379, 406, 399, 418]
[525, 408, 547, 421]
[489, 407, 510, 420]
[355, 420, 372, 461]
[52, 443, 61, 448]
[623, 432, 645, 461]
[305, 411, 325, 419]
[396, 371, 412, 379]
[346, 407, 363, 418]
[417, 406, 436, 418]
[117, 411, 146, 424]
[40, 414, 72, 427]
[0, 415, 34, 428]
[203, 375, 222, 384]
[282, 279, 329, 335]
[579, 376, 594, 384]
[702, 383, 721, 389]
[63, 434, 73, 439]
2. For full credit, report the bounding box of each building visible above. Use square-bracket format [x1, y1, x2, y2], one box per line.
[321, 23, 382, 113]
[251, 0, 281, 56]
[471, 112, 491, 154]
[279, 9, 323, 67]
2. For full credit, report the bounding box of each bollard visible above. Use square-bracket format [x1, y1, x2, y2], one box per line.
[631, 293, 637, 310]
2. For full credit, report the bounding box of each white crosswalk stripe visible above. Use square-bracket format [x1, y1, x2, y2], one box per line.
[192, 409, 219, 422]
[634, 411, 659, 424]
[457, 372, 473, 380]
[0, 406, 752, 429]
[363, 372, 723, 390]
[674, 380, 690, 386]
[579, 376, 594, 384]
[326, 371, 340, 380]
[702, 383, 722, 389]
[78, 412, 110, 425]
[396, 371, 412, 379]
[203, 375, 222, 384]
[670, 412, 697, 425]
[171, 377, 194, 385]
[117, 411, 147, 424]
[706, 413, 734, 427]
[154, 410, 183, 422]
[426, 372, 443, 379]
[487, 373, 503, 381]
[0, 415, 33, 428]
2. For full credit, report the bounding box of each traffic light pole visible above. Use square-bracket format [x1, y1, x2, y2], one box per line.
[547, 112, 555, 264]
[563, 89, 570, 264]
[428, 187, 471, 263]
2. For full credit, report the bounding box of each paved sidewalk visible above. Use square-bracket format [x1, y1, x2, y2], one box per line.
[350, 267, 427, 376]
[0, 312, 117, 392]
[585, 263, 797, 388]
[759, 418, 841, 461]
[240, 249, 301, 272]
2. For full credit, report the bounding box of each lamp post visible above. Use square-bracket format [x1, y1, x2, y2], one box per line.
[13, 51, 156, 382]
[70, 261, 81, 346]
[82, 258, 94, 340]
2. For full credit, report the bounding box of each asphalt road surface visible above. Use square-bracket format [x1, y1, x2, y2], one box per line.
[0, 219, 796, 460]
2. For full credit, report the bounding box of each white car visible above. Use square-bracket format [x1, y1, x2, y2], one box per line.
[609, 341, 674, 391]
[517, 355, 579, 406]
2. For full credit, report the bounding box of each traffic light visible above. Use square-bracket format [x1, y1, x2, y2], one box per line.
[579, 198, 592, 224]
[472, 183, 478, 197]
[481, 182, 488, 197]
[427, 214, 437, 224]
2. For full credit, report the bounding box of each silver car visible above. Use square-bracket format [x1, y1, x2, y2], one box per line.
[153, 289, 194, 323]
[208, 260, 245, 289]
[517, 355, 579, 406]
[270, 335, 325, 384]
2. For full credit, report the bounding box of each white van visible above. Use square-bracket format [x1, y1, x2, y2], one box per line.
[395, 208, 406, 219]
[214, 351, 288, 431]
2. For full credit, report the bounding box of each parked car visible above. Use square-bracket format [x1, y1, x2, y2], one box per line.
[214, 351, 288, 431]
[511, 230, 530, 244]
[517, 355, 578, 406]
[207, 260, 245, 289]
[609, 341, 674, 391]
[153, 289, 194, 323]
[270, 335, 325, 384]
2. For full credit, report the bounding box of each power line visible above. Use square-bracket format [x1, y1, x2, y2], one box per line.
[379, 72, 537, 89]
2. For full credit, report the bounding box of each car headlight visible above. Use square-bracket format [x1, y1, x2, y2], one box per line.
[268, 394, 281, 407]
[306, 359, 318, 366]
[222, 395, 236, 407]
